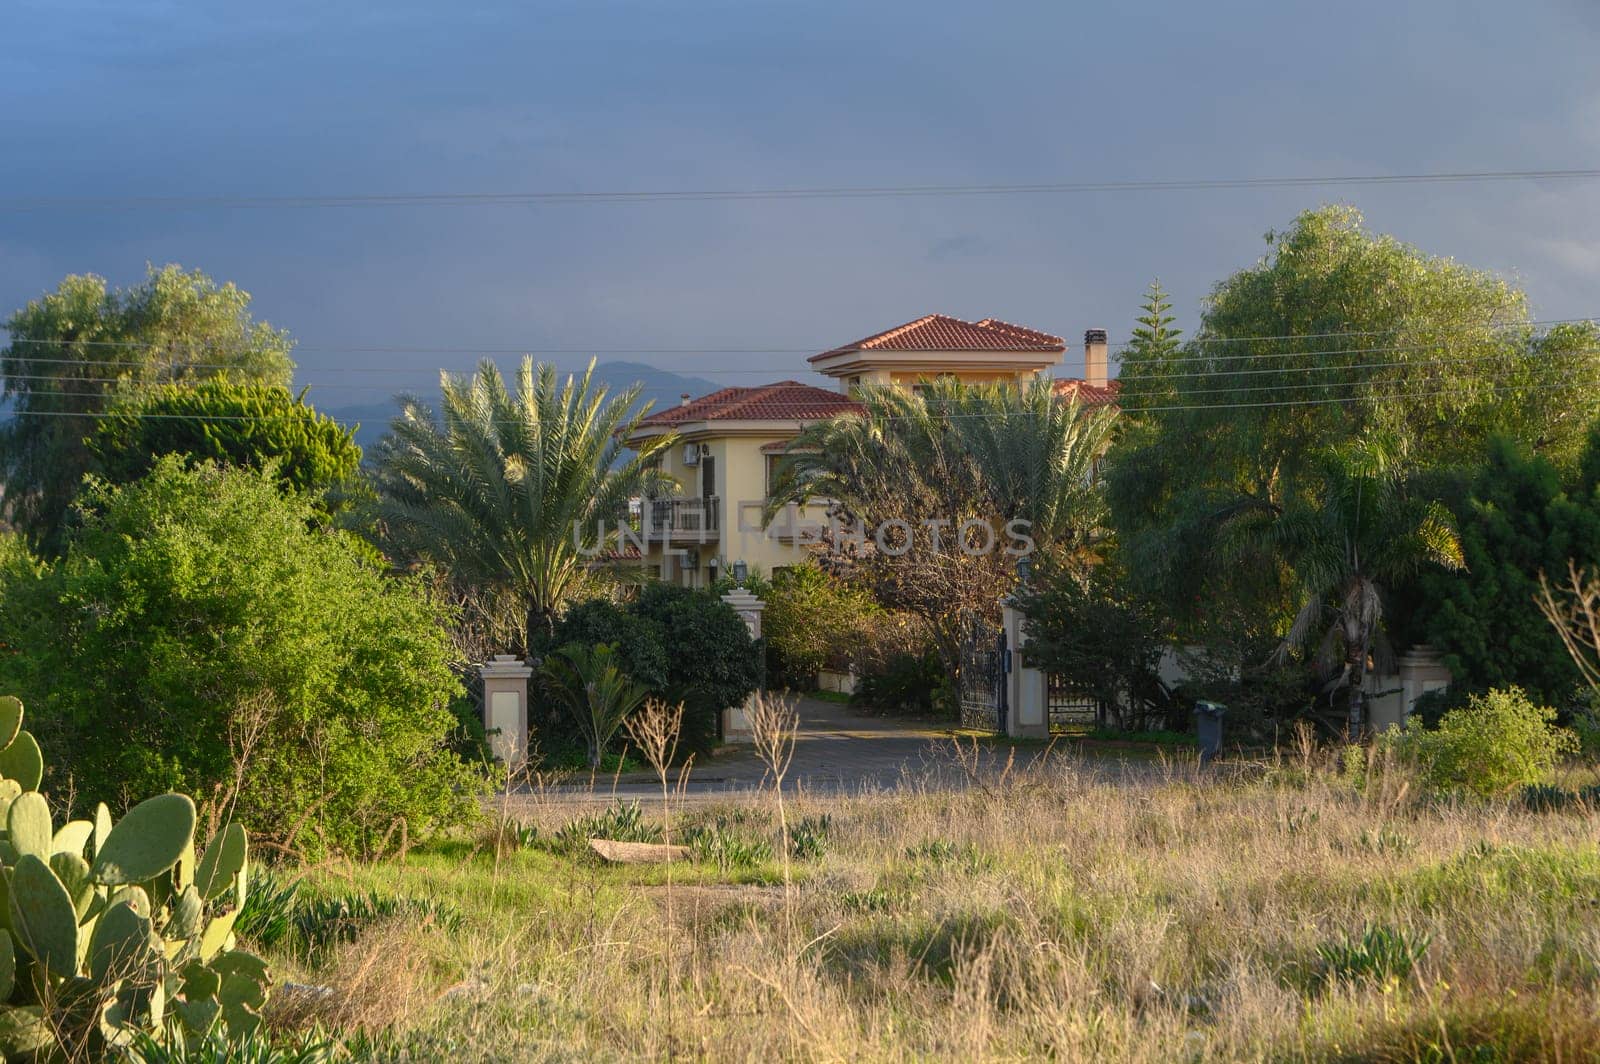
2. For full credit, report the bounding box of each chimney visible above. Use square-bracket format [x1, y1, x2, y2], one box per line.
[1083, 329, 1108, 389]
[680, 392, 691, 407]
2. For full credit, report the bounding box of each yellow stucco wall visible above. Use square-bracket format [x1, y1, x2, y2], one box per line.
[634, 434, 820, 588]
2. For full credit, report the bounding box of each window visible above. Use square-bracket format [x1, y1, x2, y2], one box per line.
[765, 453, 784, 495]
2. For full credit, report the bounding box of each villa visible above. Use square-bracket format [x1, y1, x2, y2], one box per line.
[622, 314, 1119, 587]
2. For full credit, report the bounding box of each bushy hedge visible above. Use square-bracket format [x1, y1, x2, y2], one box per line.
[0, 459, 483, 857]
[541, 584, 761, 757]
[762, 562, 880, 688]
[1386, 686, 1578, 797]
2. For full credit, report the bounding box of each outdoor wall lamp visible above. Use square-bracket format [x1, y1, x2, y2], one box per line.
[733, 560, 749, 585]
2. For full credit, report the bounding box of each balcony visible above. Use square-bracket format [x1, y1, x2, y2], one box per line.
[643, 496, 720, 542]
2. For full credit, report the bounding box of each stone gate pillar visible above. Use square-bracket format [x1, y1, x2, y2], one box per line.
[1002, 601, 1048, 739]
[480, 654, 533, 768]
[720, 587, 765, 743]
[1398, 645, 1453, 722]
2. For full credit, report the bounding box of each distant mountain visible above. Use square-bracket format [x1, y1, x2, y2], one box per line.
[324, 361, 723, 453]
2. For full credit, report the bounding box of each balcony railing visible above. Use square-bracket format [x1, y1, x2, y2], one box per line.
[643, 496, 720, 541]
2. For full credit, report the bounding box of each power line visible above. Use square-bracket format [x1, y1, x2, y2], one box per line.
[8, 366, 1600, 424]
[5, 317, 1598, 379]
[4, 167, 1600, 213]
[1, 336, 820, 356]
[6, 343, 1588, 403]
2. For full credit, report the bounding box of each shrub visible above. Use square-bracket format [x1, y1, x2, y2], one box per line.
[1317, 925, 1431, 986]
[542, 586, 761, 758]
[547, 599, 670, 691]
[852, 648, 946, 715]
[633, 583, 762, 745]
[0, 459, 483, 858]
[761, 562, 879, 688]
[1388, 686, 1579, 797]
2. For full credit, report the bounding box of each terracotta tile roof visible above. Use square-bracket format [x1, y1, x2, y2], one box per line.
[636, 381, 863, 427]
[1051, 377, 1123, 406]
[810, 314, 1065, 362]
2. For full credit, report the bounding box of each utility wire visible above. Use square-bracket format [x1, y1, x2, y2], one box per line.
[6, 344, 1590, 403]
[5, 314, 1596, 360]
[4, 167, 1600, 212]
[4, 325, 1598, 383]
[8, 366, 1600, 423]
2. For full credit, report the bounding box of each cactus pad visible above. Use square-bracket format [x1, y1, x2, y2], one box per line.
[90, 794, 197, 886]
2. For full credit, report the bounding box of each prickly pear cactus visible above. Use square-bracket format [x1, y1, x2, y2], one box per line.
[0, 695, 269, 1059]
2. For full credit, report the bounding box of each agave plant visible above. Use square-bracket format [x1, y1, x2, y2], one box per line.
[0, 695, 268, 1060]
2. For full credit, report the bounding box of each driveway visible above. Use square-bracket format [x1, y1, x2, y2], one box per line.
[515, 696, 1056, 807]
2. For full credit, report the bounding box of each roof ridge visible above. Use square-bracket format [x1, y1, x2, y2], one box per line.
[859, 313, 941, 350]
[711, 380, 792, 419]
[975, 317, 1065, 344]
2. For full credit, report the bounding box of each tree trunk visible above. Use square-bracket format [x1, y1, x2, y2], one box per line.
[1346, 627, 1371, 743]
[523, 602, 555, 659]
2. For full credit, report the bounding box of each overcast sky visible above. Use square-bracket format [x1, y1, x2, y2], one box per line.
[4, 0, 1599, 404]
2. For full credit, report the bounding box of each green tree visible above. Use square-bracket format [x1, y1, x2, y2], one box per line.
[369, 358, 674, 653]
[1116, 280, 1184, 408]
[1410, 436, 1600, 706]
[0, 459, 479, 857]
[1, 266, 295, 552]
[1016, 555, 1169, 730]
[1109, 206, 1596, 637]
[1221, 435, 1464, 738]
[86, 378, 362, 517]
[762, 561, 881, 687]
[631, 583, 763, 753]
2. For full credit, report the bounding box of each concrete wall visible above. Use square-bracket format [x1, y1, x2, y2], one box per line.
[818, 669, 857, 695]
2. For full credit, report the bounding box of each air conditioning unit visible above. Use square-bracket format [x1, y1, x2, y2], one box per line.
[682, 443, 700, 466]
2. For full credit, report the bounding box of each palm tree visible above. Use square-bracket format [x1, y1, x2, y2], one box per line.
[767, 376, 1115, 548]
[542, 643, 651, 770]
[369, 358, 674, 652]
[764, 376, 1116, 690]
[1222, 435, 1464, 739]
[947, 377, 1117, 548]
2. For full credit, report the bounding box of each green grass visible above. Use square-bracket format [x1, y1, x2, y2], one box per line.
[1081, 726, 1198, 746]
[238, 748, 1600, 1061]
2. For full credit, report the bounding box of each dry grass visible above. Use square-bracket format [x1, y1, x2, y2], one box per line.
[259, 745, 1600, 1062]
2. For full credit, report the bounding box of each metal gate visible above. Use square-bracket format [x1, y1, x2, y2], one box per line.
[957, 614, 1007, 732]
[1047, 673, 1105, 733]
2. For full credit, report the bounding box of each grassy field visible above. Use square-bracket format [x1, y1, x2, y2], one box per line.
[249, 743, 1600, 1062]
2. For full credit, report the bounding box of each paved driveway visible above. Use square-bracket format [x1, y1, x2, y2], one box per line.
[517, 696, 1053, 807]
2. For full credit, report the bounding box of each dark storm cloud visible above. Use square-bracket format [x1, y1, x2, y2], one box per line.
[3, 0, 1598, 403]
